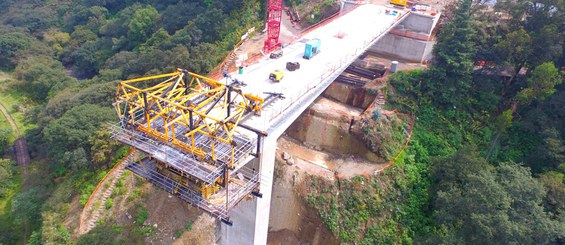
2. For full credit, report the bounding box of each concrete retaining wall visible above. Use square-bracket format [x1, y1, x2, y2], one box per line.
[397, 12, 438, 35]
[369, 34, 434, 63]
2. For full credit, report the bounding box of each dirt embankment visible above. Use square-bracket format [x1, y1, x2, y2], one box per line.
[267, 158, 338, 245]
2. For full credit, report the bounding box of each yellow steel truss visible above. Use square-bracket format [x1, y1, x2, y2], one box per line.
[114, 69, 264, 168]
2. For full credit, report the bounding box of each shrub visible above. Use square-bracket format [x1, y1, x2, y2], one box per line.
[105, 198, 113, 209]
[137, 208, 149, 224]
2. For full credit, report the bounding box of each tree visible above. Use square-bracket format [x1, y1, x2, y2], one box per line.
[539, 171, 565, 216]
[494, 28, 532, 87]
[11, 188, 45, 227]
[139, 27, 172, 51]
[42, 104, 116, 169]
[431, 147, 561, 244]
[43, 30, 70, 58]
[14, 56, 77, 101]
[89, 129, 120, 168]
[0, 128, 11, 155]
[76, 224, 119, 245]
[0, 159, 15, 198]
[3, 5, 58, 32]
[0, 32, 33, 68]
[68, 41, 103, 78]
[424, 0, 475, 108]
[44, 82, 115, 120]
[127, 6, 159, 47]
[517, 62, 563, 105]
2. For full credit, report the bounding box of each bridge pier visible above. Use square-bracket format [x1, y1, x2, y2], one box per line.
[220, 136, 277, 245]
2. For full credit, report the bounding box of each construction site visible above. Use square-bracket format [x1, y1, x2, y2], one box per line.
[77, 0, 444, 244]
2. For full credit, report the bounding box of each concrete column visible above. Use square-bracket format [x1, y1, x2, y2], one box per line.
[220, 136, 277, 245]
[252, 136, 277, 244]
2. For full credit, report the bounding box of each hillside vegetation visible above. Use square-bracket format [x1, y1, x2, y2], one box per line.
[0, 0, 264, 244]
[0, 0, 563, 244]
[305, 0, 565, 243]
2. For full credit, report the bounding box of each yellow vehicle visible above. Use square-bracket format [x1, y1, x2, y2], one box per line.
[390, 0, 407, 7]
[269, 70, 284, 82]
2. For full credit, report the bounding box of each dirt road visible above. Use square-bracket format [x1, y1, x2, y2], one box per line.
[0, 101, 19, 136]
[0, 100, 30, 170]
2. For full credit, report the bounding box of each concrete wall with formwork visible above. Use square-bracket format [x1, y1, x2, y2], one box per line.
[369, 11, 439, 63]
[369, 34, 435, 63]
[398, 11, 439, 35]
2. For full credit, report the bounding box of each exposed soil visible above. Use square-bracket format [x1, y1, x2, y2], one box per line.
[65, 196, 84, 239]
[267, 157, 338, 245]
[141, 186, 203, 244]
[173, 214, 217, 245]
[95, 172, 204, 244]
[277, 136, 386, 178]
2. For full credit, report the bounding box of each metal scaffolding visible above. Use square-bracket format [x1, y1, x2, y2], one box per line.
[110, 69, 276, 223]
[126, 157, 259, 221]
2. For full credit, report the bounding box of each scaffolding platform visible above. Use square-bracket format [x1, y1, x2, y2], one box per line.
[109, 123, 256, 185]
[126, 157, 260, 220]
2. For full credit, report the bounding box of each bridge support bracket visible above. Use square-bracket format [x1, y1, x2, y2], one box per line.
[221, 218, 233, 226]
[251, 191, 263, 198]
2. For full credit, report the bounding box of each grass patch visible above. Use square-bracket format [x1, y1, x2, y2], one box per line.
[105, 198, 114, 210]
[0, 75, 36, 134]
[185, 222, 192, 231]
[0, 171, 22, 216]
[175, 229, 184, 238]
[136, 208, 149, 225]
[127, 189, 141, 202]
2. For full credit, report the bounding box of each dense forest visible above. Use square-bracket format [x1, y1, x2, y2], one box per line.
[304, 0, 565, 244]
[0, 0, 263, 244]
[0, 0, 563, 244]
[377, 0, 565, 243]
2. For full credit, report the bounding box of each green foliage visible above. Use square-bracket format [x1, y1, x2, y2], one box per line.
[44, 82, 115, 120]
[426, 0, 475, 108]
[362, 114, 409, 160]
[76, 224, 120, 245]
[306, 148, 432, 243]
[431, 147, 561, 244]
[27, 230, 42, 245]
[43, 104, 116, 170]
[136, 208, 149, 225]
[517, 62, 563, 104]
[127, 189, 141, 202]
[127, 6, 159, 47]
[186, 221, 192, 231]
[495, 109, 513, 132]
[0, 128, 12, 155]
[76, 169, 108, 207]
[539, 171, 565, 215]
[0, 32, 33, 68]
[105, 198, 113, 209]
[11, 188, 46, 227]
[13, 56, 77, 101]
[0, 159, 15, 198]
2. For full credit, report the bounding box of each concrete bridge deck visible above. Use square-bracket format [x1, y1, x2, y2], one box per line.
[230, 4, 407, 136]
[220, 4, 409, 245]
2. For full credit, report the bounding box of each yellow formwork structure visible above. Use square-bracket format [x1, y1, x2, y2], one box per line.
[114, 68, 265, 168]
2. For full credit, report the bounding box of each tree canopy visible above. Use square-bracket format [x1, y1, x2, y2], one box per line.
[431, 147, 561, 244]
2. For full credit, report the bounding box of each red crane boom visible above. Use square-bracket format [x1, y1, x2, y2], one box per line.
[263, 0, 283, 54]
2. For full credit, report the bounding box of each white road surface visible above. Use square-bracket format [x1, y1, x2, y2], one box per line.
[223, 4, 407, 134]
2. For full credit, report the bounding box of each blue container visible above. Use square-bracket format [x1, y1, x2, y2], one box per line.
[303, 38, 321, 59]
